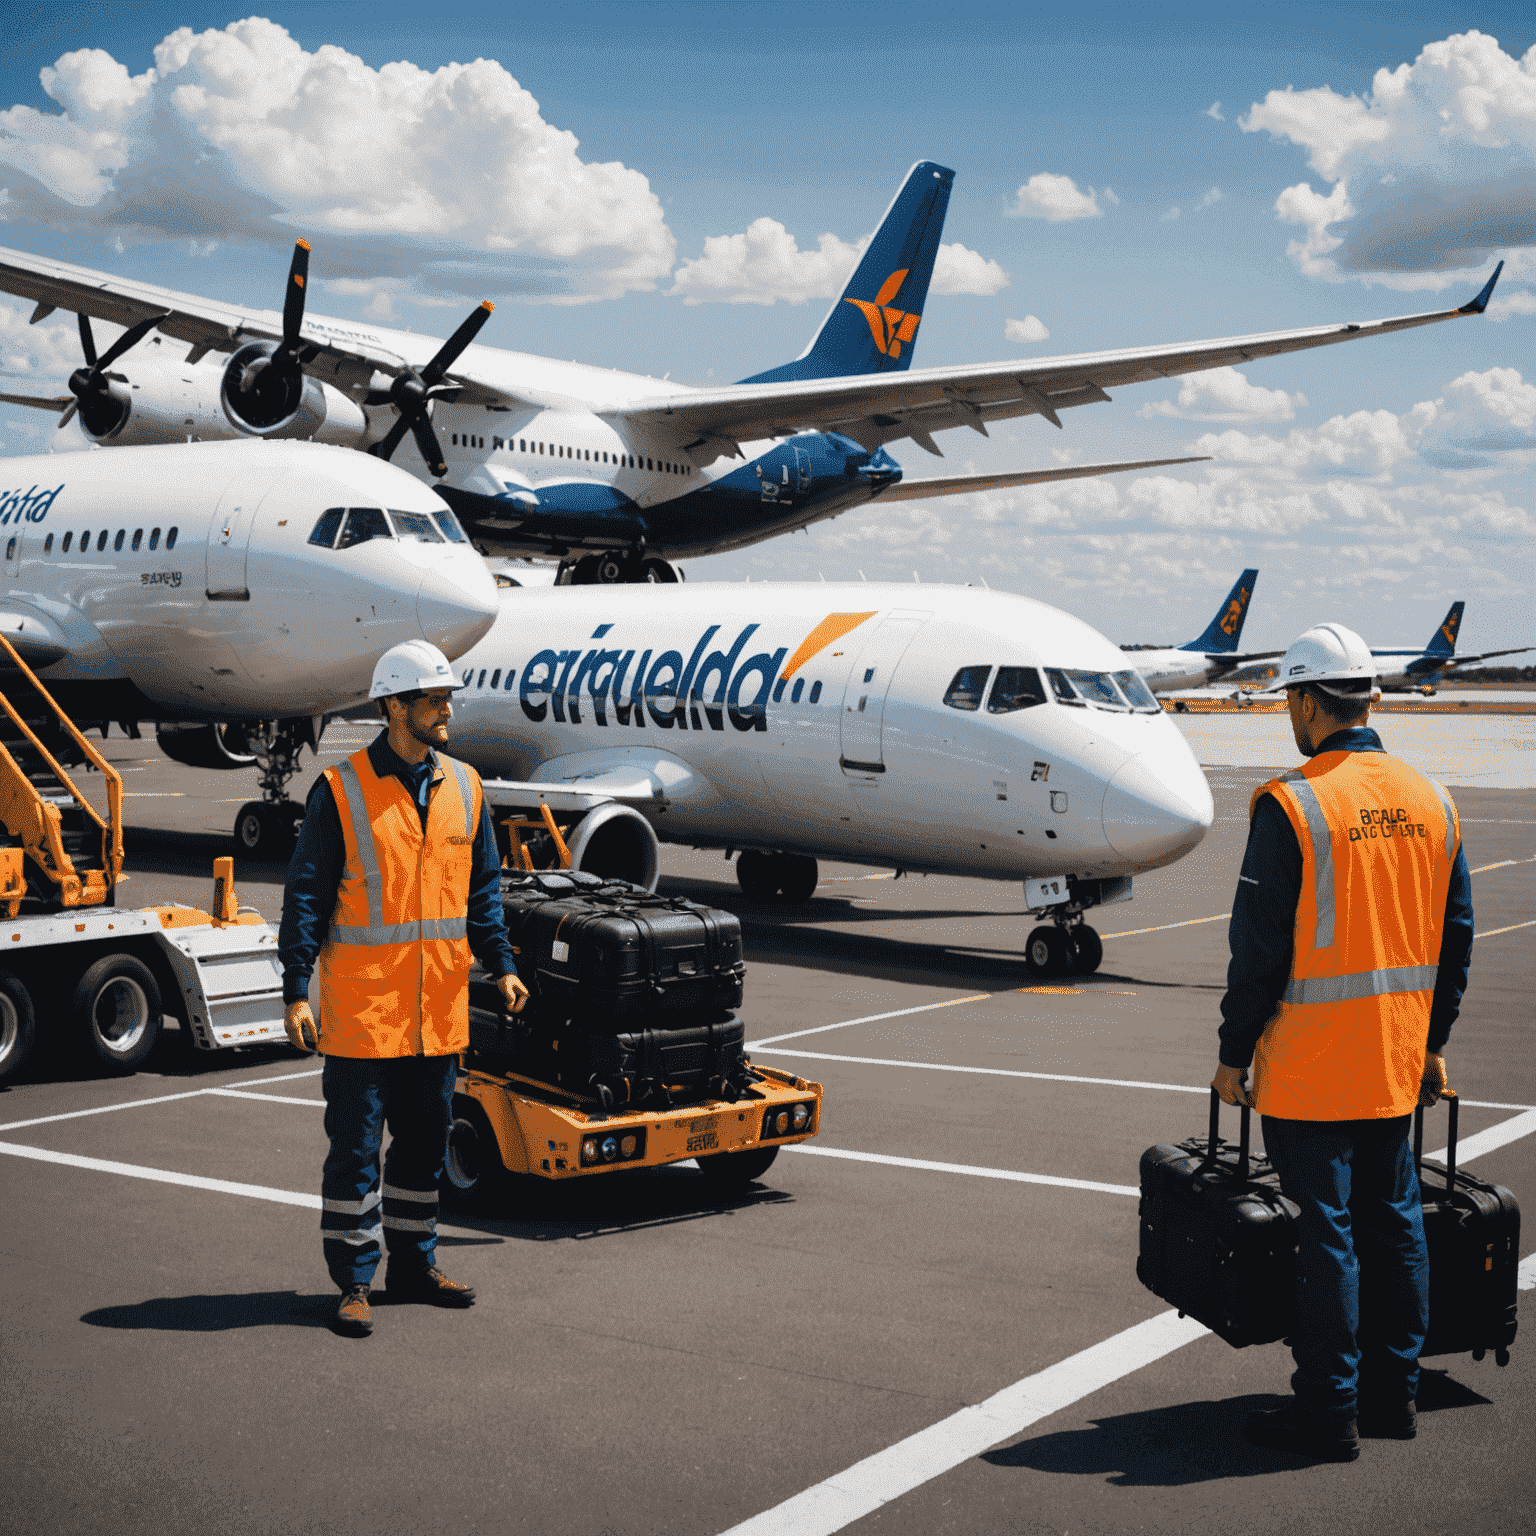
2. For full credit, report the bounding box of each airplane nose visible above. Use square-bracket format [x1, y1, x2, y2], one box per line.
[1101, 749, 1214, 868]
[417, 560, 498, 659]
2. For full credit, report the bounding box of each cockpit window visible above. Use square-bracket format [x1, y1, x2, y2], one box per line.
[1047, 668, 1137, 711]
[335, 507, 392, 550]
[987, 666, 1048, 713]
[389, 509, 445, 543]
[1045, 668, 1083, 706]
[943, 665, 992, 711]
[308, 508, 345, 548]
[433, 510, 469, 544]
[1112, 669, 1162, 713]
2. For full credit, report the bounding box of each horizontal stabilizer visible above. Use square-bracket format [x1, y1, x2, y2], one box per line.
[870, 455, 1209, 502]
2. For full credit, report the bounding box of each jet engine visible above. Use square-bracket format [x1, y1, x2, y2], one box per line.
[155, 722, 258, 770]
[220, 341, 368, 446]
[564, 803, 661, 891]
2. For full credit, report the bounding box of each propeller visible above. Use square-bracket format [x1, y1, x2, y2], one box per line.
[61, 310, 166, 429]
[230, 239, 313, 411]
[367, 300, 495, 477]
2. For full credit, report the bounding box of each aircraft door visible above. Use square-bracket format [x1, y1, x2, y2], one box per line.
[839, 609, 930, 773]
[205, 486, 257, 599]
[793, 446, 810, 497]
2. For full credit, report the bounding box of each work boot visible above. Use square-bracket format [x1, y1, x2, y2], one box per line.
[1244, 1400, 1360, 1461]
[385, 1263, 476, 1307]
[1358, 1398, 1417, 1440]
[332, 1284, 373, 1338]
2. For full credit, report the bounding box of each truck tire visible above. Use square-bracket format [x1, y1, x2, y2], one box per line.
[0, 969, 37, 1085]
[696, 1145, 778, 1190]
[441, 1098, 507, 1208]
[73, 954, 162, 1073]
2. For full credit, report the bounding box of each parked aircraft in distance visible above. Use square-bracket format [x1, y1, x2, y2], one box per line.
[1121, 569, 1281, 693]
[442, 583, 1214, 977]
[0, 439, 497, 857]
[0, 166, 1501, 584]
[1231, 601, 1534, 696]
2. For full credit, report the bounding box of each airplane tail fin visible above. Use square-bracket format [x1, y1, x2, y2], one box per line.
[737, 162, 954, 386]
[1180, 569, 1259, 654]
[1425, 601, 1464, 656]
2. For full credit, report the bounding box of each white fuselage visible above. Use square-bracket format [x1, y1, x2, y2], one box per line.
[448, 584, 1214, 883]
[0, 440, 498, 718]
[1128, 648, 1233, 694]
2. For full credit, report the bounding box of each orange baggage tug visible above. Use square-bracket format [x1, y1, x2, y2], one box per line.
[446, 1058, 824, 1198]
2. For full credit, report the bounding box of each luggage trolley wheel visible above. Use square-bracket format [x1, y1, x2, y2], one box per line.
[442, 1096, 508, 1208]
[73, 953, 162, 1073]
[696, 1146, 779, 1192]
[1496, 1348, 1510, 1367]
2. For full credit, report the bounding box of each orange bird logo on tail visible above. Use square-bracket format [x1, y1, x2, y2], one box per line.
[1219, 587, 1251, 637]
[844, 269, 922, 358]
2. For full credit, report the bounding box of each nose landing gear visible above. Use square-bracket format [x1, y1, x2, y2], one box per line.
[735, 850, 819, 904]
[1025, 919, 1103, 979]
[232, 717, 324, 862]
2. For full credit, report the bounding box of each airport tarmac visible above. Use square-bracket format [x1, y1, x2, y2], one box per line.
[2, 723, 1532, 1536]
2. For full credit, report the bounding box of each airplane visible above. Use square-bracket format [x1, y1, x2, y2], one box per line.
[1119, 568, 1281, 693]
[0, 438, 498, 858]
[0, 165, 1503, 585]
[439, 582, 1215, 978]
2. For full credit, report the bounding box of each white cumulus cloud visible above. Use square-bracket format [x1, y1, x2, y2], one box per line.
[0, 18, 675, 302]
[1007, 173, 1104, 223]
[1005, 314, 1050, 344]
[669, 221, 1007, 306]
[1240, 30, 1536, 289]
[1489, 289, 1536, 319]
[1139, 366, 1306, 423]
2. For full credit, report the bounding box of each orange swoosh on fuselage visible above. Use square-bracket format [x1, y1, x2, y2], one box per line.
[780, 612, 879, 681]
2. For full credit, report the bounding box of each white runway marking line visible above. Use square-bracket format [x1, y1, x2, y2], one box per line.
[781, 1144, 1138, 1196]
[1519, 1252, 1536, 1292]
[0, 1067, 323, 1132]
[752, 994, 991, 1047]
[1099, 913, 1229, 939]
[205, 1087, 325, 1106]
[1477, 919, 1536, 939]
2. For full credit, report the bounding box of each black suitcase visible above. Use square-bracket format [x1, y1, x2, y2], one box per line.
[467, 981, 754, 1108]
[496, 871, 745, 1024]
[1415, 1093, 1520, 1365]
[1136, 1091, 1299, 1347]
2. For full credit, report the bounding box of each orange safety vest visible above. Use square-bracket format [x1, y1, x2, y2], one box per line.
[316, 747, 483, 1058]
[1251, 748, 1459, 1121]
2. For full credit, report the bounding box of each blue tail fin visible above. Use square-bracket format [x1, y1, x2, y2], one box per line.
[738, 162, 954, 385]
[1181, 569, 1259, 654]
[1425, 601, 1464, 656]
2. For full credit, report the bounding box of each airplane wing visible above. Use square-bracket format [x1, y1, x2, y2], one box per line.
[1209, 649, 1285, 667]
[1445, 646, 1535, 667]
[0, 243, 512, 404]
[611, 264, 1505, 457]
[868, 455, 1209, 501]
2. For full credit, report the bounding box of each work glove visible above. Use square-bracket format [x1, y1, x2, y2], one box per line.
[1211, 1063, 1255, 1109]
[284, 1000, 319, 1053]
[496, 973, 531, 1014]
[1419, 1052, 1449, 1107]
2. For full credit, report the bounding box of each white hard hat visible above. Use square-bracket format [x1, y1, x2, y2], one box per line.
[369, 640, 463, 700]
[1260, 622, 1376, 694]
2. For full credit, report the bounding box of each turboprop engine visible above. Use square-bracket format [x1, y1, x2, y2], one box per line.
[220, 340, 368, 445]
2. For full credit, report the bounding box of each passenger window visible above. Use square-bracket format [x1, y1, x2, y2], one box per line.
[166, 527, 178, 550]
[1112, 670, 1162, 712]
[504, 669, 517, 690]
[943, 665, 992, 711]
[43, 533, 53, 554]
[335, 508, 391, 549]
[308, 508, 346, 548]
[477, 669, 487, 688]
[114, 530, 125, 551]
[388, 509, 445, 543]
[1045, 668, 1083, 706]
[131, 529, 143, 551]
[490, 669, 501, 689]
[97, 530, 108, 552]
[988, 667, 1047, 713]
[808, 681, 822, 703]
[149, 528, 160, 550]
[62, 532, 73, 552]
[791, 679, 804, 703]
[4, 537, 13, 562]
[432, 511, 468, 544]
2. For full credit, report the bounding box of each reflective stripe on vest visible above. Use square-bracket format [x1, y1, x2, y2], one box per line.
[334, 756, 384, 932]
[1278, 767, 1335, 949]
[1283, 963, 1439, 1006]
[330, 915, 470, 947]
[1428, 777, 1459, 861]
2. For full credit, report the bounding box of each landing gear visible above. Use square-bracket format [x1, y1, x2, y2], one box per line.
[559, 551, 681, 585]
[1024, 921, 1103, 979]
[735, 851, 818, 904]
[233, 717, 324, 862]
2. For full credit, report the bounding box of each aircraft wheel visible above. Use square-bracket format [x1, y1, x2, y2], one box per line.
[696, 1146, 778, 1191]
[0, 969, 37, 1085]
[234, 801, 299, 863]
[1025, 925, 1072, 979]
[1070, 926, 1104, 975]
[73, 954, 162, 1073]
[567, 555, 603, 585]
[735, 849, 780, 902]
[776, 854, 819, 903]
[594, 552, 631, 585]
[640, 557, 679, 584]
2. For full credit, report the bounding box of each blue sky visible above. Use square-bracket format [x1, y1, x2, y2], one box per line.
[1, 3, 1532, 653]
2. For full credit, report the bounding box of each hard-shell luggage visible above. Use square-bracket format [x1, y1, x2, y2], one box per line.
[496, 871, 745, 1024]
[1415, 1093, 1520, 1365]
[1136, 1091, 1299, 1346]
[466, 980, 753, 1107]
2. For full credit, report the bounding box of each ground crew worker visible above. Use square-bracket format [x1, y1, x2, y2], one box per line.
[279, 639, 529, 1338]
[1211, 621, 1473, 1460]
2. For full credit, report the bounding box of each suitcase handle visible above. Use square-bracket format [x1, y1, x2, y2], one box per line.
[1207, 1087, 1250, 1180]
[1413, 1087, 1459, 1196]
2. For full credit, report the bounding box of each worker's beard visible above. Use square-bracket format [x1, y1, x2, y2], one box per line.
[406, 713, 450, 749]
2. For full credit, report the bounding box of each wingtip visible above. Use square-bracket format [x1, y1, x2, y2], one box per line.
[1458, 259, 1503, 315]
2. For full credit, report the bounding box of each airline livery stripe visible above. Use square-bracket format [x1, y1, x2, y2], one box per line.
[779, 612, 877, 681]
